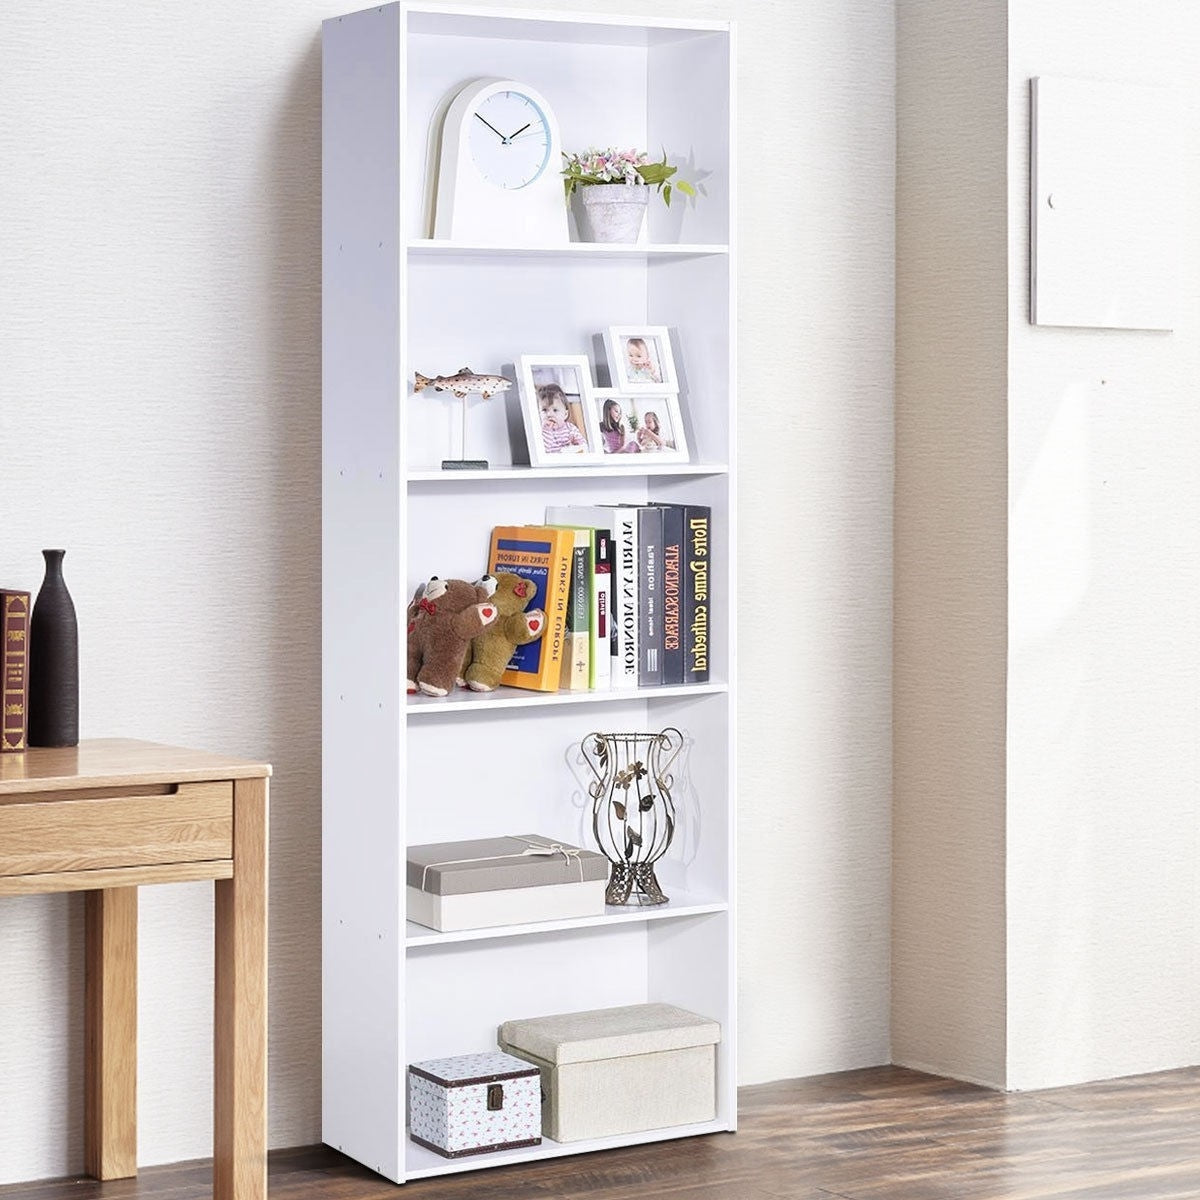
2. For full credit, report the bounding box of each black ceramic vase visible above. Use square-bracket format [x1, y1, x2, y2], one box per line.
[28, 548, 79, 747]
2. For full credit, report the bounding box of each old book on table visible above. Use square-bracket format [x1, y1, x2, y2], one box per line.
[682, 505, 712, 683]
[1, 590, 30, 752]
[488, 525, 575, 692]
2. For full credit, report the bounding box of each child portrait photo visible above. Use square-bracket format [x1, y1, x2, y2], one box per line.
[603, 326, 679, 392]
[590, 390, 690, 463]
[517, 354, 600, 465]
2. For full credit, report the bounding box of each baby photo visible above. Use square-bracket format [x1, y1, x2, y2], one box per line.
[532, 364, 588, 455]
[603, 326, 679, 392]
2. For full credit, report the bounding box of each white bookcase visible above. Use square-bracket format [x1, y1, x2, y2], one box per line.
[321, 2, 736, 1183]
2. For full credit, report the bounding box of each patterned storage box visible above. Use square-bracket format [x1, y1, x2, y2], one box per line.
[408, 1051, 542, 1158]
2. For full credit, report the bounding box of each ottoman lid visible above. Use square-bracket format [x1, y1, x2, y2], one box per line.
[499, 1003, 720, 1066]
[409, 1050, 539, 1087]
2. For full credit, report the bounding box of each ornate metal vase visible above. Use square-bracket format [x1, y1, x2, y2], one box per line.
[581, 728, 683, 905]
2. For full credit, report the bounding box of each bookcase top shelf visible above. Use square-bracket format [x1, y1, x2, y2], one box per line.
[406, 680, 728, 717]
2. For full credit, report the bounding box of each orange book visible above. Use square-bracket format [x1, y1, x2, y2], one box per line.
[487, 526, 575, 692]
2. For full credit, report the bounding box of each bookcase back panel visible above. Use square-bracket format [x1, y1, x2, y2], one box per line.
[406, 33, 648, 242]
[406, 475, 690, 585]
[404, 695, 729, 902]
[404, 17, 730, 245]
[406, 256, 648, 471]
[405, 924, 651, 1064]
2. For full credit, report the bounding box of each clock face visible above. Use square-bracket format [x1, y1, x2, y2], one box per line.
[467, 89, 552, 190]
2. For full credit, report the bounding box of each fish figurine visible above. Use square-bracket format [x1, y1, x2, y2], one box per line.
[413, 367, 513, 400]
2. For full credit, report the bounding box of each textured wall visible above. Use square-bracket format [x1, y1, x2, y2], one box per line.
[1005, 0, 1200, 1090]
[893, 0, 1010, 1087]
[0, 0, 895, 1180]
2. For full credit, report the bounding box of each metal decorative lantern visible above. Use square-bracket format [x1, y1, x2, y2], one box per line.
[581, 728, 684, 905]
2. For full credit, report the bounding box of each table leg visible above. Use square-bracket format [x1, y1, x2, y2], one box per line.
[214, 775, 269, 1200]
[84, 886, 138, 1180]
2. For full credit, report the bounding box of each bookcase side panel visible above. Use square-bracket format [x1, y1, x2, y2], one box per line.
[322, 5, 405, 1182]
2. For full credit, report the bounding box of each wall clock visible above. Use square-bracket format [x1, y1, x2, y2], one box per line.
[432, 78, 569, 244]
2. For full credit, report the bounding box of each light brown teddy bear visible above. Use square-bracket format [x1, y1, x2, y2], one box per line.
[407, 576, 498, 697]
[464, 572, 545, 692]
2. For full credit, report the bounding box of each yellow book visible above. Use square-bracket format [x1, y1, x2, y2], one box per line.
[487, 525, 576, 692]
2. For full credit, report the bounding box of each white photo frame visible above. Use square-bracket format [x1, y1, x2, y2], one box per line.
[603, 326, 679, 392]
[517, 355, 602, 466]
[590, 388, 690, 463]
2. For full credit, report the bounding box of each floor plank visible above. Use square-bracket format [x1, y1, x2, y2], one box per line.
[4, 1065, 1200, 1199]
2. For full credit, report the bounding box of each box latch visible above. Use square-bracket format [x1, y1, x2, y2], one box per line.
[487, 1083, 504, 1111]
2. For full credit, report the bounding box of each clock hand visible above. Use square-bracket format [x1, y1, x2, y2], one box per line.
[506, 122, 532, 140]
[474, 113, 507, 140]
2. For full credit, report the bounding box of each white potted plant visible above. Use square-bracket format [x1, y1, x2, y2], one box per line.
[562, 148, 696, 244]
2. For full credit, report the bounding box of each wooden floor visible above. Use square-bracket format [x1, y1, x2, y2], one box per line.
[6, 1064, 1200, 1199]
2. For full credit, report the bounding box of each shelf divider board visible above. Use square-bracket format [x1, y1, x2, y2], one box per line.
[406, 680, 728, 717]
[405, 891, 728, 948]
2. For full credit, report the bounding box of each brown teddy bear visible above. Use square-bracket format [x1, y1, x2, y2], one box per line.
[464, 572, 545, 692]
[407, 576, 498, 697]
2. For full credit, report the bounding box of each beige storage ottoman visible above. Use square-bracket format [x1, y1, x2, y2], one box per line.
[498, 1002, 720, 1143]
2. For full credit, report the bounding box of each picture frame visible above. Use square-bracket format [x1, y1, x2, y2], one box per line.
[602, 326, 679, 392]
[517, 355, 602, 466]
[589, 388, 690, 463]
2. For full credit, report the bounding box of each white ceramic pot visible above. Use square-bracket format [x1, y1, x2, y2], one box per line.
[574, 185, 650, 243]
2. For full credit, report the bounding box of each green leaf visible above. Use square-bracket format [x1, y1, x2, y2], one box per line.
[676, 180, 697, 198]
[663, 182, 671, 207]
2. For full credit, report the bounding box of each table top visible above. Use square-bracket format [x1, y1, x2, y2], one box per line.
[0, 739, 271, 795]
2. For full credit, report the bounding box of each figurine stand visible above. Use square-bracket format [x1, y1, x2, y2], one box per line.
[441, 394, 488, 471]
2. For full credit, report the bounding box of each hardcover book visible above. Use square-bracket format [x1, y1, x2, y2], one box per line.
[591, 530, 613, 690]
[621, 505, 663, 686]
[1, 590, 31, 752]
[682, 505, 711, 683]
[488, 526, 575, 692]
[557, 528, 591, 691]
[650, 504, 685, 685]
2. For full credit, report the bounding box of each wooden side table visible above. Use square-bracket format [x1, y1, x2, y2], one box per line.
[0, 739, 271, 1200]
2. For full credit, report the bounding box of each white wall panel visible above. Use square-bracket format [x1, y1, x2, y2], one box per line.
[0, 0, 895, 1179]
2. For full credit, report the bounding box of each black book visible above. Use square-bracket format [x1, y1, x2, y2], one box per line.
[649, 503, 685, 685]
[621, 504, 663, 686]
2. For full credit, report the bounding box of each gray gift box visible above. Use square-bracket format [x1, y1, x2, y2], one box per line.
[406, 834, 609, 932]
[407, 834, 609, 894]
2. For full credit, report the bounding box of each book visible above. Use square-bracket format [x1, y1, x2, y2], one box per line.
[650, 504, 685, 685]
[591, 530, 613, 690]
[1, 590, 31, 752]
[605, 507, 640, 690]
[488, 526, 575, 692]
[545, 506, 637, 689]
[682, 505, 711, 683]
[558, 527, 591, 691]
[621, 505, 663, 686]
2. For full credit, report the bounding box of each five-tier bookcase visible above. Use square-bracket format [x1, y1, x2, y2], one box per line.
[322, 2, 736, 1182]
